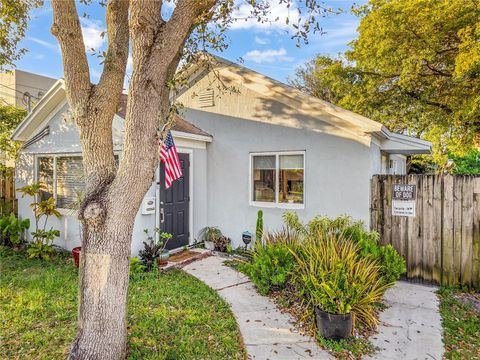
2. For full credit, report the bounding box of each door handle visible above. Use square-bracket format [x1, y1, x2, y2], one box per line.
[160, 208, 165, 223]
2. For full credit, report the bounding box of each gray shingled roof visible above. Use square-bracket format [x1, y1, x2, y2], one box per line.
[116, 94, 211, 137]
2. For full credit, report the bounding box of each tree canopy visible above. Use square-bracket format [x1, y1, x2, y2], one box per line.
[0, 0, 40, 69]
[291, 0, 480, 169]
[0, 104, 26, 169]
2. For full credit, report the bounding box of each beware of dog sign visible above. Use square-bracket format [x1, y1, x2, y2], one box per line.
[392, 184, 416, 217]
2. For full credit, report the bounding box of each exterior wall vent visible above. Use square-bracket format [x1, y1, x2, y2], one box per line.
[198, 88, 214, 108]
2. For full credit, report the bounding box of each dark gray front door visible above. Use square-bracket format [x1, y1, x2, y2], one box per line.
[159, 153, 190, 250]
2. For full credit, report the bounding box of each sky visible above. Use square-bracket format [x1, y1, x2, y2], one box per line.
[16, 0, 365, 86]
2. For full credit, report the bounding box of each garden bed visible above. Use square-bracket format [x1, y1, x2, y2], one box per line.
[232, 212, 406, 359]
[0, 246, 246, 359]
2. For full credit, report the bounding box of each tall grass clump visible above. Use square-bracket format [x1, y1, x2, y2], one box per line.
[291, 229, 391, 328]
[283, 212, 406, 285]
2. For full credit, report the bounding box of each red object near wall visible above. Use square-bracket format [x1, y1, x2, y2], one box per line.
[72, 247, 81, 268]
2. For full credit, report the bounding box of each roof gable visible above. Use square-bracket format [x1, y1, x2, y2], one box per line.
[177, 54, 430, 153]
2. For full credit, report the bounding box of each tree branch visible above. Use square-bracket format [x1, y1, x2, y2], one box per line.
[51, 0, 91, 112]
[158, 0, 217, 66]
[404, 90, 453, 114]
[95, 0, 130, 99]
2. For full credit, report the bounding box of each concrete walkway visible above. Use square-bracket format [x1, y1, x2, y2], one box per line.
[183, 256, 333, 360]
[365, 281, 444, 360]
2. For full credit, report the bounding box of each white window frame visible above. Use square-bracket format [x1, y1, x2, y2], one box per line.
[249, 150, 306, 210]
[34, 152, 121, 213]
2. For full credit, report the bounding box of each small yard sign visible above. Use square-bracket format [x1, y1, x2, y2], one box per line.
[392, 184, 416, 217]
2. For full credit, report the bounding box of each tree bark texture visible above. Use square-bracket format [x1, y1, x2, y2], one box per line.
[51, 0, 216, 359]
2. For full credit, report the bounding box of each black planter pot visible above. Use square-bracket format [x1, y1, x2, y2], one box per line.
[315, 307, 352, 340]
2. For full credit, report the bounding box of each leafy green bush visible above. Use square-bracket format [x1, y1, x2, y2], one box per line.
[0, 213, 30, 246]
[26, 230, 59, 260]
[292, 230, 389, 328]
[239, 233, 296, 295]
[17, 184, 61, 260]
[139, 228, 171, 271]
[130, 257, 147, 275]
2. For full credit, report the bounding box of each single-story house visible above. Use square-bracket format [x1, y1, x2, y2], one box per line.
[12, 56, 431, 254]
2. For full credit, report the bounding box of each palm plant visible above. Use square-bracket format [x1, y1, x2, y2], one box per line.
[17, 183, 61, 260]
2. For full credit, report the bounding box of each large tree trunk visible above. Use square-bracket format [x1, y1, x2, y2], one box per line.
[50, 1, 217, 358]
[70, 225, 132, 359]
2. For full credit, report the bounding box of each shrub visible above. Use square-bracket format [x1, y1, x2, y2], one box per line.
[17, 184, 61, 260]
[130, 257, 146, 275]
[239, 231, 297, 295]
[0, 213, 30, 246]
[139, 228, 171, 271]
[198, 226, 230, 252]
[282, 212, 406, 285]
[26, 229, 59, 260]
[292, 230, 390, 328]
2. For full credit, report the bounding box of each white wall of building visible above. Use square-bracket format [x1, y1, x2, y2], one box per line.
[182, 108, 376, 248]
[15, 103, 208, 256]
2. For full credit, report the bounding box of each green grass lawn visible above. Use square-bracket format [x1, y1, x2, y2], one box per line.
[0, 246, 245, 360]
[438, 287, 480, 360]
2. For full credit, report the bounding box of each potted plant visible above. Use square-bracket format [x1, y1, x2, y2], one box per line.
[67, 190, 84, 268]
[139, 228, 172, 270]
[198, 226, 222, 251]
[293, 232, 387, 340]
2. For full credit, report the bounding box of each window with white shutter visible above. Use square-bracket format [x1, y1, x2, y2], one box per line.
[56, 156, 85, 209]
[36, 155, 85, 209]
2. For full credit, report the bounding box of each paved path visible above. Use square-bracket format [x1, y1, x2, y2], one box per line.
[183, 256, 333, 360]
[365, 281, 444, 360]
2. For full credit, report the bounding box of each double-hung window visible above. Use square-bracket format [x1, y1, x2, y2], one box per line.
[250, 151, 305, 208]
[36, 155, 85, 209]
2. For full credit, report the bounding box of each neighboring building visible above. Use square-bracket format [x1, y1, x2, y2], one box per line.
[0, 69, 57, 111]
[12, 57, 431, 254]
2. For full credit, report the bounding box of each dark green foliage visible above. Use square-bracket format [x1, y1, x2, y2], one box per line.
[198, 226, 231, 251]
[0, 213, 29, 246]
[138, 239, 163, 271]
[342, 221, 406, 285]
[256, 210, 263, 242]
[450, 149, 480, 175]
[138, 228, 171, 272]
[239, 240, 296, 295]
[290, 0, 480, 167]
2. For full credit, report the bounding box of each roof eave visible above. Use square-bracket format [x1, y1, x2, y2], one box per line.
[11, 79, 65, 141]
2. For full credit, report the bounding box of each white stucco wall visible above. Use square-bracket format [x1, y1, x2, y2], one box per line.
[182, 108, 376, 248]
[15, 103, 208, 256]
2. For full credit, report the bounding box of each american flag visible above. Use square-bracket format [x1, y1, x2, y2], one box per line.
[159, 131, 182, 189]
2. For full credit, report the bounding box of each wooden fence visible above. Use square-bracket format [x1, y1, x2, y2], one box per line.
[371, 175, 480, 289]
[0, 168, 17, 216]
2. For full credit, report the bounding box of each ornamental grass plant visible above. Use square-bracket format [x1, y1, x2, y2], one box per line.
[291, 229, 391, 328]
